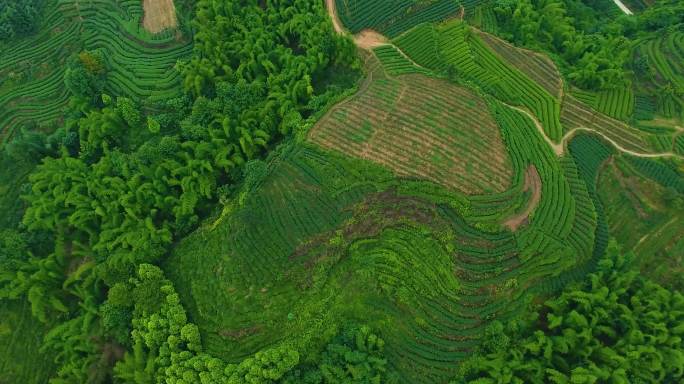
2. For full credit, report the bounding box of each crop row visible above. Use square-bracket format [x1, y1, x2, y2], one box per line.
[476, 31, 562, 98]
[468, 34, 564, 142]
[73, 0, 191, 101]
[398, 21, 564, 141]
[0, 1, 79, 141]
[393, 23, 446, 70]
[335, 0, 460, 38]
[561, 95, 653, 152]
[625, 156, 684, 194]
[491, 101, 607, 300]
[596, 87, 635, 121]
[675, 135, 684, 156]
[373, 45, 430, 76]
[310, 71, 515, 195]
[637, 31, 684, 120]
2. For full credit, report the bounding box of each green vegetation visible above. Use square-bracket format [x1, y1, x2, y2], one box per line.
[372, 45, 430, 75]
[491, 0, 631, 90]
[395, 20, 564, 141]
[0, 0, 43, 41]
[1, 0, 684, 382]
[635, 30, 684, 121]
[309, 62, 514, 195]
[335, 0, 462, 38]
[0, 300, 55, 383]
[0, 0, 191, 145]
[454, 242, 684, 383]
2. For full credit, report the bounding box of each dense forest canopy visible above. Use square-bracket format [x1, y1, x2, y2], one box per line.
[491, 0, 684, 90]
[454, 242, 684, 383]
[0, 0, 43, 41]
[0, 0, 683, 382]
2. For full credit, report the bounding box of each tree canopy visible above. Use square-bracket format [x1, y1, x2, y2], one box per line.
[452, 241, 684, 384]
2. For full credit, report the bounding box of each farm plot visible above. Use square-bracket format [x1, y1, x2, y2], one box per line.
[165, 102, 619, 382]
[372, 45, 430, 76]
[476, 30, 563, 98]
[1, 0, 190, 145]
[395, 20, 564, 142]
[164, 140, 599, 383]
[309, 71, 514, 195]
[634, 31, 684, 122]
[335, 0, 461, 38]
[0, 1, 80, 143]
[596, 87, 635, 121]
[143, 0, 178, 33]
[393, 23, 446, 70]
[571, 86, 636, 122]
[561, 95, 656, 153]
[66, 0, 192, 102]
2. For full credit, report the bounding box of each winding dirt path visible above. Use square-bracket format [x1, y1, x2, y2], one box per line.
[326, 0, 675, 161]
[326, 0, 345, 34]
[325, 1, 430, 70]
[323, 0, 679, 232]
[505, 104, 681, 159]
[504, 166, 542, 231]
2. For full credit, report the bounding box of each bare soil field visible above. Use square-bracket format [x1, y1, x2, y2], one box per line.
[142, 0, 177, 34]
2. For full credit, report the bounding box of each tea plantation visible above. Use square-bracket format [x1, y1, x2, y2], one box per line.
[1, 0, 684, 383]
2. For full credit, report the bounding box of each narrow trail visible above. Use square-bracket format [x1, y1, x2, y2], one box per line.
[325, 0, 425, 70]
[324, 0, 679, 162]
[505, 104, 681, 159]
[325, 0, 344, 34]
[612, 0, 634, 15]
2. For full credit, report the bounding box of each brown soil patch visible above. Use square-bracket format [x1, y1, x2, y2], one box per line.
[309, 73, 514, 195]
[354, 30, 389, 50]
[325, 0, 390, 51]
[326, 0, 344, 34]
[142, 0, 178, 34]
[503, 166, 542, 231]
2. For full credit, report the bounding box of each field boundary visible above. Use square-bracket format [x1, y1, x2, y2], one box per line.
[324, 0, 682, 162]
[507, 103, 682, 159]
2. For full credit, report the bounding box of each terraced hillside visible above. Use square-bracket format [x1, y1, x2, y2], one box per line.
[165, 5, 684, 382]
[334, 0, 463, 38]
[166, 116, 614, 383]
[394, 20, 565, 142]
[0, 0, 190, 144]
[635, 30, 684, 122]
[3, 0, 684, 382]
[309, 61, 514, 195]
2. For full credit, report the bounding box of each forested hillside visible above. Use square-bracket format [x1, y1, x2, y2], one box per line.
[1, 0, 683, 383]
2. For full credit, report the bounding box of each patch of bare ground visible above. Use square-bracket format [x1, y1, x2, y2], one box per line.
[503, 166, 541, 231]
[219, 325, 262, 341]
[354, 29, 389, 50]
[142, 0, 178, 34]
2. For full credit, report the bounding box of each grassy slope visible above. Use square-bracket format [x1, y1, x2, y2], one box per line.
[164, 98, 608, 383]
